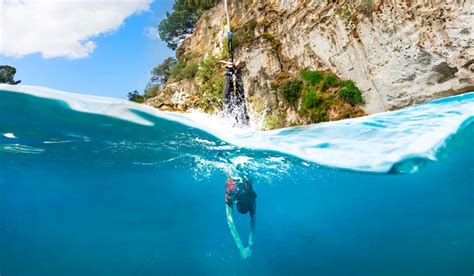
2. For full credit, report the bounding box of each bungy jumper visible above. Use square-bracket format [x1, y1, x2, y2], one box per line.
[225, 176, 257, 259]
[222, 0, 250, 127]
[221, 5, 255, 259]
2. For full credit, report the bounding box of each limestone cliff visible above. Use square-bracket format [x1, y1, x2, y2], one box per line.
[146, 0, 473, 129]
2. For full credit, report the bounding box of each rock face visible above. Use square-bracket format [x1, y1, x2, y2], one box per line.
[147, 0, 474, 127]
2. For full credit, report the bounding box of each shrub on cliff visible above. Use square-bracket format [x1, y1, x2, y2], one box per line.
[144, 86, 160, 99]
[181, 63, 199, 79]
[300, 90, 335, 123]
[169, 60, 186, 78]
[300, 69, 324, 86]
[269, 69, 365, 128]
[339, 80, 364, 105]
[281, 80, 303, 107]
[302, 90, 322, 110]
[322, 75, 339, 91]
[0, 65, 21, 85]
[196, 55, 224, 112]
[169, 60, 198, 80]
[158, 0, 217, 50]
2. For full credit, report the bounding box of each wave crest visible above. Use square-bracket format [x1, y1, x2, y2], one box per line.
[1, 84, 473, 173]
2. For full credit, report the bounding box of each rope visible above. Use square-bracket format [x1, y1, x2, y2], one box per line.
[224, 0, 231, 33]
[223, 0, 234, 62]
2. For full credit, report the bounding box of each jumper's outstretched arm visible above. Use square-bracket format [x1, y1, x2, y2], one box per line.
[226, 204, 246, 255]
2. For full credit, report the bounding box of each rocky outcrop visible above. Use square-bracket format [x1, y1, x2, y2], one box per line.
[146, 80, 197, 112]
[147, 0, 474, 128]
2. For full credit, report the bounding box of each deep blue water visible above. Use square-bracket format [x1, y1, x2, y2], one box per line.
[0, 86, 473, 275]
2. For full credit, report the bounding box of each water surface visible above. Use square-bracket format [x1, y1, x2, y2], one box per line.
[0, 85, 473, 275]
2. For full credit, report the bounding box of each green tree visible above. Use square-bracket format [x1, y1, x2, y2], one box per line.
[158, 0, 216, 49]
[0, 65, 21, 85]
[150, 57, 177, 87]
[127, 90, 144, 103]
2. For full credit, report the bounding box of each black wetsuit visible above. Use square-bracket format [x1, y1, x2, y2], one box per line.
[225, 177, 256, 214]
[224, 67, 250, 126]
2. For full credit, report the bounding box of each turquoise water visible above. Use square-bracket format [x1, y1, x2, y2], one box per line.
[0, 85, 473, 275]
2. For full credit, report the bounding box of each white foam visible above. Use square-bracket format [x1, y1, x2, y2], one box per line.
[1, 84, 473, 172]
[1, 144, 45, 154]
[180, 95, 474, 172]
[3, 133, 16, 139]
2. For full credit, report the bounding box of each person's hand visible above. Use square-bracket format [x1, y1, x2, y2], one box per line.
[218, 60, 241, 69]
[218, 60, 234, 68]
[241, 247, 252, 259]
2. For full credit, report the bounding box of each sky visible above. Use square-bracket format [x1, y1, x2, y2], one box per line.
[0, 0, 176, 99]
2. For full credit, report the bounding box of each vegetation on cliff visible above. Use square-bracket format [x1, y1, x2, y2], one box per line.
[129, 52, 225, 111]
[169, 60, 199, 80]
[158, 0, 217, 50]
[195, 55, 225, 112]
[266, 69, 365, 129]
[133, 0, 374, 129]
[131, 0, 473, 131]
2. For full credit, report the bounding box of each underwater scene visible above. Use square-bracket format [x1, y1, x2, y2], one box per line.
[0, 85, 473, 275]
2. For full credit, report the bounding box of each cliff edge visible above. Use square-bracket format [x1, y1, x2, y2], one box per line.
[146, 0, 473, 129]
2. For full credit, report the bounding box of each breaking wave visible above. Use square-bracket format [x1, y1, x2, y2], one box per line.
[1, 84, 473, 173]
